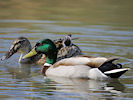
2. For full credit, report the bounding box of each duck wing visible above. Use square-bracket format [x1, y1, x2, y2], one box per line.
[53, 56, 108, 68]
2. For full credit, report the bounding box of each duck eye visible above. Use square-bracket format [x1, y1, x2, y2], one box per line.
[35, 42, 43, 47]
[18, 41, 22, 43]
[18, 39, 25, 44]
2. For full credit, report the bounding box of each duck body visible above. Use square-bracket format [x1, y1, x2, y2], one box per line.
[45, 57, 108, 80]
[23, 39, 130, 80]
[44, 57, 129, 80]
[57, 44, 82, 61]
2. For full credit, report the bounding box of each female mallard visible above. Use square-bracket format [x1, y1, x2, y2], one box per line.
[1, 37, 42, 64]
[23, 39, 130, 80]
[1, 35, 82, 64]
[54, 34, 82, 61]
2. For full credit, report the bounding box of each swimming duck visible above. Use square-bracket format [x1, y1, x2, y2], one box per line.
[54, 34, 82, 61]
[23, 39, 130, 80]
[1, 37, 42, 64]
[1, 35, 82, 64]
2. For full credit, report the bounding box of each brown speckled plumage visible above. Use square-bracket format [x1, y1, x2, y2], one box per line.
[57, 44, 82, 61]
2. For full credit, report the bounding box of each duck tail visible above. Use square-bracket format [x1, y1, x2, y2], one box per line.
[98, 58, 130, 78]
[104, 68, 130, 78]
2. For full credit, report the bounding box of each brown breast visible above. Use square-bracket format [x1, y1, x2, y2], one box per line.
[41, 66, 50, 76]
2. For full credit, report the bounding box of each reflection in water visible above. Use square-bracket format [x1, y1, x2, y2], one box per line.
[5, 63, 31, 80]
[0, 59, 127, 100]
[46, 76, 125, 99]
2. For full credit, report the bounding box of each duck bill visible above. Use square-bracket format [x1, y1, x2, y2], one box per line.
[1, 48, 18, 61]
[23, 48, 37, 59]
[1, 51, 15, 60]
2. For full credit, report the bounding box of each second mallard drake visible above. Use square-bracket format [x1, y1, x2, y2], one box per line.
[1, 35, 82, 64]
[23, 39, 130, 80]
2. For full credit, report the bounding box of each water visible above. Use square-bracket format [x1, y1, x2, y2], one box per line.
[0, 0, 133, 100]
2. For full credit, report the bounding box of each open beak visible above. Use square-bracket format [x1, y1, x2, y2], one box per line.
[23, 48, 37, 59]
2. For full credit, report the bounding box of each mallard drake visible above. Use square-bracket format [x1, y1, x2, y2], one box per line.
[1, 35, 82, 64]
[23, 39, 130, 80]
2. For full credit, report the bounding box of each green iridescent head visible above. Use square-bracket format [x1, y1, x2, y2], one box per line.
[23, 39, 58, 64]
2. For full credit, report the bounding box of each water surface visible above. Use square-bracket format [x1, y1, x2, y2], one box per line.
[0, 0, 133, 100]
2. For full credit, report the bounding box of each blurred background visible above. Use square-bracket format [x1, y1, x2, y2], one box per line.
[0, 0, 133, 100]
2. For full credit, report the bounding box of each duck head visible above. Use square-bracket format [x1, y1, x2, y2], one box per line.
[23, 39, 58, 64]
[62, 34, 72, 47]
[1, 37, 32, 60]
[54, 34, 72, 50]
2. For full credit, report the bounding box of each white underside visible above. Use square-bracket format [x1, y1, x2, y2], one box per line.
[46, 65, 108, 80]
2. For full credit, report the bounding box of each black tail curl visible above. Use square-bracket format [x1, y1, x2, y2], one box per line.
[98, 58, 122, 73]
[98, 58, 129, 78]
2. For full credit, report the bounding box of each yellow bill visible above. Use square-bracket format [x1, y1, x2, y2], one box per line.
[23, 48, 37, 59]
